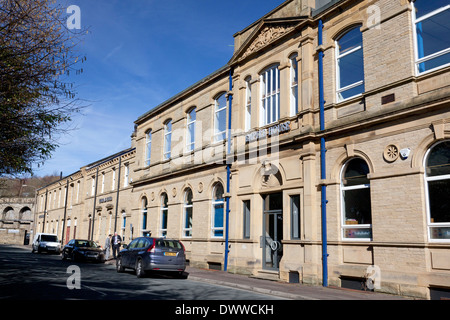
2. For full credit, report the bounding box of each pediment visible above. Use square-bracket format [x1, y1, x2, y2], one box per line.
[229, 17, 306, 64]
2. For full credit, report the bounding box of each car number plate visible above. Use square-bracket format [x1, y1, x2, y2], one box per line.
[164, 252, 177, 256]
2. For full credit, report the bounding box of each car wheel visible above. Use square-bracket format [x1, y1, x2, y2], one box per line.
[116, 257, 124, 273]
[61, 251, 66, 260]
[136, 259, 145, 278]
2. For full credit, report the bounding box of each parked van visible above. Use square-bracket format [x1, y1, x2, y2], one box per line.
[31, 233, 61, 254]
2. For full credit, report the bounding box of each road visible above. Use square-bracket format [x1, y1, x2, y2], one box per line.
[0, 245, 285, 301]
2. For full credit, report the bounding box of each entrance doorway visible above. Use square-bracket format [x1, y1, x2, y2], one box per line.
[262, 193, 283, 270]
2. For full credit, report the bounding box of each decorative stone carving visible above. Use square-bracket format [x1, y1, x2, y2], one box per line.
[242, 24, 296, 59]
[384, 144, 399, 162]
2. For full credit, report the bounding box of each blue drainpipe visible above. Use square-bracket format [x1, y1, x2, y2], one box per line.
[224, 67, 234, 272]
[318, 19, 328, 287]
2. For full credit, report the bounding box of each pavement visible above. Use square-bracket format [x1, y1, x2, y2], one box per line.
[105, 258, 411, 300]
[184, 266, 412, 300]
[4, 245, 414, 300]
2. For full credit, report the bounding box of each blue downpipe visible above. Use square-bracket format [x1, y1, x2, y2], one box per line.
[224, 67, 233, 272]
[318, 19, 328, 287]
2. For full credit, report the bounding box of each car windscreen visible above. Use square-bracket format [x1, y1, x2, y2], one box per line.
[156, 239, 182, 250]
[41, 235, 58, 242]
[74, 240, 98, 248]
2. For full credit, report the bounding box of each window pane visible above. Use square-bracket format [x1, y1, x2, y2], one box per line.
[338, 27, 362, 55]
[188, 123, 195, 149]
[189, 108, 196, 121]
[414, 0, 449, 19]
[338, 83, 365, 101]
[214, 203, 224, 229]
[426, 141, 450, 176]
[162, 193, 168, 207]
[291, 195, 300, 239]
[428, 179, 450, 223]
[214, 184, 224, 200]
[216, 94, 226, 110]
[217, 108, 226, 133]
[243, 200, 251, 239]
[416, 9, 450, 58]
[430, 227, 450, 240]
[338, 49, 364, 88]
[343, 188, 372, 224]
[185, 207, 192, 227]
[185, 189, 193, 204]
[418, 52, 450, 72]
[344, 227, 372, 239]
[161, 210, 167, 229]
[164, 134, 171, 157]
[343, 158, 370, 186]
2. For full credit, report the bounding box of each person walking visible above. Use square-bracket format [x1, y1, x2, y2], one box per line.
[111, 232, 122, 259]
[104, 234, 112, 260]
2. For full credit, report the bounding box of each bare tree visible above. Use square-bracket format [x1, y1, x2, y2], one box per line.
[0, 0, 87, 176]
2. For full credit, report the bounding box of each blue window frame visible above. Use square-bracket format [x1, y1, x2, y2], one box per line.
[212, 183, 224, 237]
[142, 197, 148, 231]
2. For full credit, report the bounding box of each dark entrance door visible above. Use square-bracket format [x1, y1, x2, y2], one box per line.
[262, 193, 283, 270]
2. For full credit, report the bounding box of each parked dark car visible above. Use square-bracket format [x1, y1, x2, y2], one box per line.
[61, 239, 105, 263]
[116, 237, 186, 278]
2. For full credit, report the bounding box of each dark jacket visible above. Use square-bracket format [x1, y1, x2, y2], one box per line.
[111, 235, 122, 247]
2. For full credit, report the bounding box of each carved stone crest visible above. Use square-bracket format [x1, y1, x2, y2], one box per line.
[242, 24, 296, 59]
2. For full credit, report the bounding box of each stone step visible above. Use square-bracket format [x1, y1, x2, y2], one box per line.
[250, 269, 280, 281]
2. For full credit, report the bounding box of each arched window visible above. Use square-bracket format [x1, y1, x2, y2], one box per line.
[183, 189, 193, 237]
[335, 26, 365, 102]
[121, 211, 127, 233]
[141, 197, 148, 232]
[214, 93, 227, 142]
[260, 64, 280, 126]
[212, 183, 225, 237]
[145, 130, 152, 166]
[340, 158, 372, 240]
[412, 0, 450, 74]
[425, 140, 450, 241]
[164, 120, 172, 160]
[245, 77, 252, 131]
[186, 108, 196, 151]
[3, 207, 14, 221]
[160, 193, 168, 237]
[290, 53, 299, 116]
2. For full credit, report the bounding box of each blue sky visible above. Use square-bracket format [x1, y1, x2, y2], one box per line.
[34, 0, 287, 177]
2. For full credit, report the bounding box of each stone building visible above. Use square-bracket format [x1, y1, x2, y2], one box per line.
[0, 197, 34, 245]
[35, 147, 136, 246]
[34, 0, 450, 299]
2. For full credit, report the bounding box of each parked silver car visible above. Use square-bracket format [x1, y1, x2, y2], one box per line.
[31, 233, 61, 254]
[116, 237, 186, 278]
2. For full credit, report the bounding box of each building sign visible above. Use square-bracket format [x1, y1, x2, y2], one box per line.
[99, 196, 113, 204]
[245, 121, 290, 143]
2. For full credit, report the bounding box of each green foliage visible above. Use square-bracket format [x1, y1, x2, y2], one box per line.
[0, 0, 87, 176]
